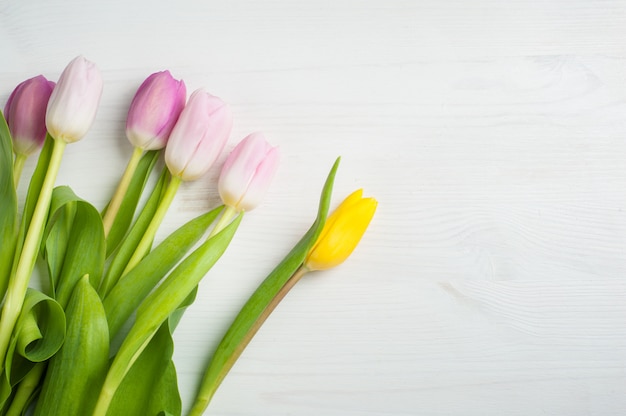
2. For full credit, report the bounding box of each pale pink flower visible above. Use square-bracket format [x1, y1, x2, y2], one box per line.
[46, 56, 103, 143]
[218, 132, 279, 212]
[165, 89, 232, 181]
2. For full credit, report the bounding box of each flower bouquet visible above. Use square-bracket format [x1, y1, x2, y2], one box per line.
[0, 56, 376, 415]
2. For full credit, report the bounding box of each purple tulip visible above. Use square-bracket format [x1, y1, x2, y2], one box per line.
[164, 89, 232, 181]
[126, 71, 186, 150]
[218, 132, 279, 212]
[46, 56, 103, 143]
[4, 75, 55, 156]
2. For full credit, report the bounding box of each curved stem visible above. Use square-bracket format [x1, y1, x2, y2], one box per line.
[102, 146, 144, 238]
[188, 265, 309, 416]
[121, 175, 181, 276]
[0, 139, 66, 371]
[12, 153, 27, 188]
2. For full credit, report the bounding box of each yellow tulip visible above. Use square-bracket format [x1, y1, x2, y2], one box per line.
[304, 189, 377, 271]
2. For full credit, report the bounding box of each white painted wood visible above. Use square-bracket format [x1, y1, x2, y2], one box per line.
[3, 0, 626, 414]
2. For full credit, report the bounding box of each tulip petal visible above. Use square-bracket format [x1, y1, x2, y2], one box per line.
[165, 89, 232, 181]
[46, 56, 103, 143]
[236, 146, 280, 212]
[218, 132, 279, 212]
[126, 71, 186, 150]
[305, 189, 377, 271]
[4, 75, 54, 155]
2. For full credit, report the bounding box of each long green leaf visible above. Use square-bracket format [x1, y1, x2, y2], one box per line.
[106, 281, 200, 416]
[94, 214, 243, 416]
[42, 202, 75, 297]
[104, 207, 222, 340]
[190, 158, 340, 413]
[106, 321, 181, 416]
[0, 111, 17, 300]
[42, 186, 105, 308]
[34, 276, 108, 416]
[104, 150, 159, 257]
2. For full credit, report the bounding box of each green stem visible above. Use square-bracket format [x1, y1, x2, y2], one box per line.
[12, 153, 27, 188]
[5, 362, 45, 416]
[0, 139, 66, 373]
[188, 265, 309, 416]
[102, 146, 143, 238]
[121, 175, 181, 276]
[207, 205, 237, 239]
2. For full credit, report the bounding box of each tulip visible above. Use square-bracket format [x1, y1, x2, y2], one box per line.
[46, 55, 103, 143]
[101, 71, 186, 238]
[125, 71, 186, 150]
[304, 189, 377, 271]
[165, 89, 232, 181]
[4, 75, 55, 156]
[218, 132, 279, 213]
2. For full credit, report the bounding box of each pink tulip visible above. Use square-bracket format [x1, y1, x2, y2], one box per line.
[165, 89, 232, 181]
[46, 56, 103, 143]
[218, 132, 279, 212]
[4, 75, 55, 156]
[126, 71, 186, 150]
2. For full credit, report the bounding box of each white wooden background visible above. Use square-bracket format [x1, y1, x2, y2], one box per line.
[2, 0, 626, 415]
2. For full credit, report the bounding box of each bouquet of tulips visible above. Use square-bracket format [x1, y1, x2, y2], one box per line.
[0, 56, 377, 416]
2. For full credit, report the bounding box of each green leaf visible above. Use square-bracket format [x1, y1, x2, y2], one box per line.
[34, 276, 109, 416]
[189, 158, 340, 413]
[42, 203, 76, 297]
[106, 321, 181, 416]
[104, 207, 222, 340]
[42, 186, 105, 308]
[135, 212, 242, 335]
[106, 280, 199, 416]
[0, 111, 17, 300]
[104, 150, 159, 257]
[99, 168, 168, 296]
[0, 289, 66, 410]
[95, 213, 243, 415]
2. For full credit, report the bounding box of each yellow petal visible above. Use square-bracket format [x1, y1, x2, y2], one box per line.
[305, 190, 377, 271]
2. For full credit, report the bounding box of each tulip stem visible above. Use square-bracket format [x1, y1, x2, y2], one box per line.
[208, 205, 237, 239]
[4, 362, 45, 416]
[12, 153, 27, 188]
[121, 174, 181, 276]
[0, 139, 66, 372]
[102, 146, 144, 238]
[188, 265, 309, 416]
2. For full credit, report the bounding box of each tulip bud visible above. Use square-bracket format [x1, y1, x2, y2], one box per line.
[164, 89, 232, 181]
[304, 189, 377, 271]
[125, 71, 186, 150]
[4, 75, 55, 156]
[218, 132, 279, 212]
[46, 56, 103, 143]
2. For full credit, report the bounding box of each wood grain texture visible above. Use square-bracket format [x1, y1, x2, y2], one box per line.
[2, 0, 626, 414]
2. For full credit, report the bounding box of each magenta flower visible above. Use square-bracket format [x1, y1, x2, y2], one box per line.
[4, 75, 55, 156]
[218, 132, 279, 212]
[46, 56, 103, 143]
[164, 89, 232, 181]
[126, 71, 186, 150]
